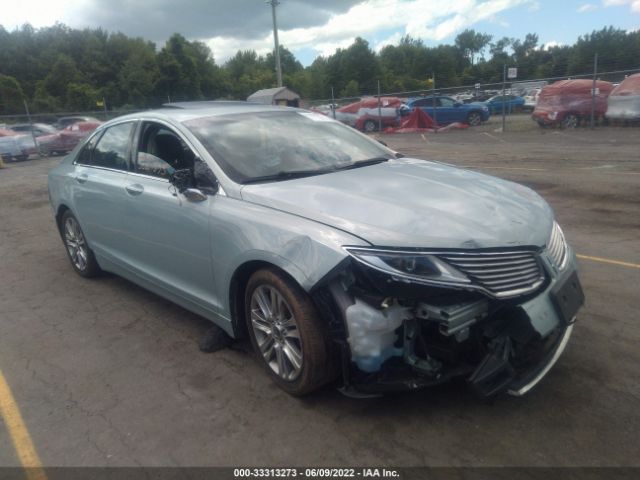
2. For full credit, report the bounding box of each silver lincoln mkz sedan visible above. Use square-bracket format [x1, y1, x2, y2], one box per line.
[48, 102, 584, 398]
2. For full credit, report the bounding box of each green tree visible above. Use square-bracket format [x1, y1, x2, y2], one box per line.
[326, 37, 379, 96]
[0, 74, 25, 114]
[119, 49, 159, 107]
[43, 54, 83, 98]
[66, 83, 100, 111]
[340, 80, 360, 98]
[455, 29, 493, 65]
[265, 45, 303, 77]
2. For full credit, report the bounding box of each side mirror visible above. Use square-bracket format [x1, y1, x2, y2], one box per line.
[194, 158, 219, 195]
[454, 102, 462, 107]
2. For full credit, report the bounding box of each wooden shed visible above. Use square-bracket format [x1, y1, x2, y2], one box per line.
[247, 87, 300, 107]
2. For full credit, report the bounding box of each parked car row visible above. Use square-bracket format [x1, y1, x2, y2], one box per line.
[0, 118, 101, 162]
[531, 74, 640, 128]
[330, 95, 495, 131]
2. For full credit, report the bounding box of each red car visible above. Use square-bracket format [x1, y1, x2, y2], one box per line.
[334, 97, 404, 132]
[532, 79, 614, 128]
[39, 121, 102, 155]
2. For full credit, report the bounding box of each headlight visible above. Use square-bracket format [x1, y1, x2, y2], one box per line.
[547, 221, 568, 270]
[344, 247, 470, 286]
[548, 111, 558, 120]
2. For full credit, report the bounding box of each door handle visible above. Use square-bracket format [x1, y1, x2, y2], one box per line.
[125, 183, 144, 196]
[75, 173, 88, 184]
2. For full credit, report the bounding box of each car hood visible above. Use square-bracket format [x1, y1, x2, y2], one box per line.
[240, 159, 554, 249]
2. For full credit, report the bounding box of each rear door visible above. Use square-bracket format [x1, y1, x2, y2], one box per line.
[437, 97, 458, 123]
[71, 121, 135, 261]
[413, 98, 436, 120]
[120, 121, 219, 311]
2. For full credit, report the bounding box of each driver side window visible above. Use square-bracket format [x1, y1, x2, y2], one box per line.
[136, 123, 195, 179]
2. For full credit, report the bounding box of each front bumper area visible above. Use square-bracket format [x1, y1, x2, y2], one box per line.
[320, 253, 584, 399]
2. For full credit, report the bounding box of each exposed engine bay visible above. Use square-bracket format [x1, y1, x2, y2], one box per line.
[312, 249, 584, 399]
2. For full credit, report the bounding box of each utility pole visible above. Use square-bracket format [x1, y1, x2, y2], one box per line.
[502, 63, 507, 132]
[23, 99, 40, 157]
[590, 53, 598, 129]
[267, 0, 283, 87]
[377, 80, 382, 132]
[431, 73, 437, 132]
[331, 86, 336, 119]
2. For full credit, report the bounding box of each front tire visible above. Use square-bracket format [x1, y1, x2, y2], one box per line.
[561, 114, 579, 129]
[245, 268, 337, 396]
[467, 111, 482, 126]
[60, 210, 101, 278]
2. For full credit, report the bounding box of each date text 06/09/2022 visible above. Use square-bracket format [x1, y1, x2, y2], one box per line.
[233, 468, 401, 478]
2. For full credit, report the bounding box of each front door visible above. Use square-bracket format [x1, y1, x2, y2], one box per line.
[120, 121, 219, 312]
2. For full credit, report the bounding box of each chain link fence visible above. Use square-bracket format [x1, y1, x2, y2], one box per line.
[302, 66, 640, 132]
[1, 66, 639, 133]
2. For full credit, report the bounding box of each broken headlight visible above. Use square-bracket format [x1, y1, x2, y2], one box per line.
[344, 247, 471, 286]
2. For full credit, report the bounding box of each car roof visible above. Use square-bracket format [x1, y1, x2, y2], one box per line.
[112, 101, 299, 124]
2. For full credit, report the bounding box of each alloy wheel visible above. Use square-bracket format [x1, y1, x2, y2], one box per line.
[363, 120, 377, 132]
[250, 284, 303, 381]
[468, 112, 482, 126]
[64, 217, 88, 271]
[562, 114, 578, 129]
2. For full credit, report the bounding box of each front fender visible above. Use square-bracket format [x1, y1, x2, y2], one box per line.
[208, 195, 370, 320]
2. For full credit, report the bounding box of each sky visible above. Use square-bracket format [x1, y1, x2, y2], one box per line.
[1, 0, 638, 66]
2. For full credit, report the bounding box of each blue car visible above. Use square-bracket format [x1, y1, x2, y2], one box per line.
[404, 96, 490, 126]
[483, 94, 526, 114]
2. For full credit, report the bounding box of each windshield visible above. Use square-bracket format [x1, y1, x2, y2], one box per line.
[183, 110, 392, 183]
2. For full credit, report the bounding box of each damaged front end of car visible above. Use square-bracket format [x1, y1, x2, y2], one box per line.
[311, 222, 584, 399]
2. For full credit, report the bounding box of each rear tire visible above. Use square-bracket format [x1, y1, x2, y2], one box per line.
[60, 210, 101, 278]
[363, 120, 377, 132]
[244, 268, 337, 396]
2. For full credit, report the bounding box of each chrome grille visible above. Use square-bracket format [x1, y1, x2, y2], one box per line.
[547, 222, 568, 270]
[438, 251, 544, 298]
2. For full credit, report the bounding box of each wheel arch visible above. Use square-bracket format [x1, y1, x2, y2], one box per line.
[467, 110, 483, 124]
[228, 260, 307, 339]
[55, 204, 71, 235]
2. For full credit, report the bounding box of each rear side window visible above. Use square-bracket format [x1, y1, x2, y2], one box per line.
[76, 132, 102, 165]
[89, 122, 134, 171]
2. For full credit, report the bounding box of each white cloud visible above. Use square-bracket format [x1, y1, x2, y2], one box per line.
[603, 0, 640, 13]
[578, 3, 598, 12]
[2, 0, 540, 64]
[206, 36, 273, 62]
[373, 32, 405, 53]
[208, 0, 534, 63]
[271, 0, 533, 62]
[541, 40, 564, 50]
[1, 0, 84, 28]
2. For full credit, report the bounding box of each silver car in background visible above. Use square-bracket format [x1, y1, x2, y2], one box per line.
[48, 102, 584, 397]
